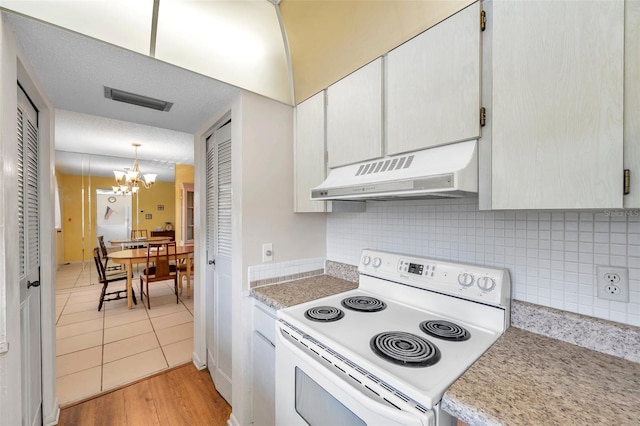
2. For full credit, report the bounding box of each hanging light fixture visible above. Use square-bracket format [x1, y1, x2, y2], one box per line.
[112, 143, 157, 195]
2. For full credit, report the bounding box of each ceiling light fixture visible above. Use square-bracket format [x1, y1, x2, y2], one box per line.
[112, 143, 157, 195]
[104, 86, 173, 111]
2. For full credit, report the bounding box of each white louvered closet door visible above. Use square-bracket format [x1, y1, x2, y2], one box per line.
[205, 121, 233, 404]
[17, 85, 42, 426]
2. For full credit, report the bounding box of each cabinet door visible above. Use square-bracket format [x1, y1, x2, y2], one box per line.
[326, 58, 383, 168]
[624, 0, 640, 208]
[294, 91, 328, 213]
[387, 1, 481, 155]
[252, 331, 275, 426]
[490, 0, 624, 209]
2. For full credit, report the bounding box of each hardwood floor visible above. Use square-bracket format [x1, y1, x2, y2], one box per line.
[58, 363, 231, 425]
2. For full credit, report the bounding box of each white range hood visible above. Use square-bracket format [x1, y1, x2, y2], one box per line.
[311, 140, 478, 201]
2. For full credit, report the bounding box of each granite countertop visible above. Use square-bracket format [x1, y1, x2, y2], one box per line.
[441, 327, 640, 425]
[250, 275, 358, 309]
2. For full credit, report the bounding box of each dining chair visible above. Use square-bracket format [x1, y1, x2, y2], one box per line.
[97, 235, 121, 272]
[139, 241, 179, 309]
[93, 247, 136, 311]
[177, 258, 194, 296]
[131, 229, 148, 239]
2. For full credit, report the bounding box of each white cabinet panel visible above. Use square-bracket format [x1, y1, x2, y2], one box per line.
[294, 92, 328, 213]
[326, 58, 383, 168]
[252, 302, 276, 426]
[252, 331, 275, 426]
[624, 0, 640, 208]
[387, 1, 481, 155]
[489, 0, 624, 209]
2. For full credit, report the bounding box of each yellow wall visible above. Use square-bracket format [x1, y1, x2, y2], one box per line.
[59, 173, 176, 262]
[280, 0, 475, 103]
[54, 170, 65, 267]
[174, 164, 194, 245]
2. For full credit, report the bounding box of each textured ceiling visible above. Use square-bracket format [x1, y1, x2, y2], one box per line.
[4, 11, 241, 180]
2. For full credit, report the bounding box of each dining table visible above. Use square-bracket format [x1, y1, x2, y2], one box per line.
[108, 245, 195, 309]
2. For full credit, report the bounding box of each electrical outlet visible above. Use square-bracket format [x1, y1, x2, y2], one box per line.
[262, 243, 273, 262]
[595, 266, 629, 302]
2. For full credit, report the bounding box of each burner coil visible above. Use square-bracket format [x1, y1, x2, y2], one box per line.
[420, 320, 471, 341]
[370, 331, 440, 367]
[341, 296, 387, 312]
[304, 306, 344, 322]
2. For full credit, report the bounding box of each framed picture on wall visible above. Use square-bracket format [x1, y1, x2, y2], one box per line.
[145, 213, 152, 220]
[157, 204, 164, 211]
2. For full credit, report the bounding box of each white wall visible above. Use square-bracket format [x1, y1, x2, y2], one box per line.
[233, 92, 326, 425]
[239, 92, 327, 287]
[194, 91, 327, 426]
[327, 198, 640, 328]
[0, 14, 57, 426]
[0, 14, 23, 426]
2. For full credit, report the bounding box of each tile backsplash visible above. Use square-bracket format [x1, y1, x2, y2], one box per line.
[327, 198, 640, 327]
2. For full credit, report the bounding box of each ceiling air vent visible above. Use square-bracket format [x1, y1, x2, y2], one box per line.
[104, 86, 173, 112]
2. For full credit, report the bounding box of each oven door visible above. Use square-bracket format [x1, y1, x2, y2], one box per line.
[275, 322, 434, 426]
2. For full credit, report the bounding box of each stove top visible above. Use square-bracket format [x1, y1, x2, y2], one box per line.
[277, 249, 511, 408]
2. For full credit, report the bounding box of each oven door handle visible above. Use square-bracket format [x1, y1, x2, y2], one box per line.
[276, 325, 432, 426]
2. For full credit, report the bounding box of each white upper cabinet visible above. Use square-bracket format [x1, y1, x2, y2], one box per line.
[386, 1, 482, 155]
[483, 0, 625, 210]
[326, 58, 383, 168]
[294, 91, 328, 213]
[624, 0, 640, 208]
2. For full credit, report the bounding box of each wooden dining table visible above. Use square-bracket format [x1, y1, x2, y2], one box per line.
[108, 245, 195, 309]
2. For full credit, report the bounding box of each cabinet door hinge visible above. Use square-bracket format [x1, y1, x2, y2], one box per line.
[624, 169, 631, 195]
[481, 10, 486, 31]
[480, 107, 486, 127]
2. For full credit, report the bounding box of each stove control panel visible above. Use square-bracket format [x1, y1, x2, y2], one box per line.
[359, 249, 511, 308]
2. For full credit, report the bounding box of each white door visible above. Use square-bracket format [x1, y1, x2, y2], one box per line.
[18, 85, 42, 426]
[206, 121, 233, 403]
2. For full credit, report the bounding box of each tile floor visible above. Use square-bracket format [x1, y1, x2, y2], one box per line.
[55, 262, 195, 406]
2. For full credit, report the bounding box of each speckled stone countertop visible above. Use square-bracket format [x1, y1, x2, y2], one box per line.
[441, 327, 640, 425]
[250, 275, 358, 310]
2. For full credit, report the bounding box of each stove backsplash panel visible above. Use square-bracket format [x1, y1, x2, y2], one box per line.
[327, 198, 640, 327]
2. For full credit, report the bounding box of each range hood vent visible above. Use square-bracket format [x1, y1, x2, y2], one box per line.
[104, 86, 173, 112]
[311, 140, 478, 201]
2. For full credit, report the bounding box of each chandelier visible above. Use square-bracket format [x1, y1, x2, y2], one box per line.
[112, 143, 157, 195]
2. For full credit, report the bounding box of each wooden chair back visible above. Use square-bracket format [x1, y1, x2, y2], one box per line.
[143, 242, 178, 283]
[93, 247, 108, 283]
[131, 229, 148, 239]
[93, 247, 134, 310]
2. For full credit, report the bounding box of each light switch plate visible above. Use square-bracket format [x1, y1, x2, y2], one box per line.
[262, 243, 273, 262]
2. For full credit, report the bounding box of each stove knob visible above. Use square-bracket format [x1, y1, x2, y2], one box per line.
[477, 276, 496, 292]
[362, 255, 371, 266]
[372, 257, 382, 268]
[457, 273, 474, 287]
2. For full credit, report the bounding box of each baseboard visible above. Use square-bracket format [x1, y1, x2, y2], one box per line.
[192, 351, 206, 370]
[43, 401, 60, 426]
[227, 412, 240, 426]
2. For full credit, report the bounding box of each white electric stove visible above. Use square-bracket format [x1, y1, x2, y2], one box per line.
[275, 249, 511, 426]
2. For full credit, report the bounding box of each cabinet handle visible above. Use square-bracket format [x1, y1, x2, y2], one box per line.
[624, 169, 630, 195]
